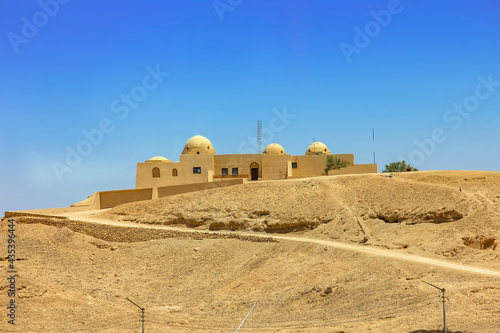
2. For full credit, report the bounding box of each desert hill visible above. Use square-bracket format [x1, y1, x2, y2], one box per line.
[104, 170, 500, 270]
[1, 170, 499, 332]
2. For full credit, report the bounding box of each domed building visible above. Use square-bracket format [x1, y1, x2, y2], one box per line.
[28, 135, 378, 211]
[182, 135, 216, 155]
[305, 142, 331, 155]
[263, 143, 287, 155]
[146, 156, 170, 162]
[134, 134, 377, 189]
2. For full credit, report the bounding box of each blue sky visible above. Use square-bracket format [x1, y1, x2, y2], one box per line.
[1, 0, 499, 213]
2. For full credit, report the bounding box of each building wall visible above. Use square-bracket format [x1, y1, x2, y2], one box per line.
[289, 154, 355, 178]
[328, 163, 378, 175]
[331, 153, 355, 165]
[291, 154, 327, 178]
[136, 148, 376, 189]
[96, 179, 244, 209]
[261, 154, 291, 180]
[136, 161, 181, 188]
[99, 188, 153, 209]
[136, 154, 215, 188]
[178, 154, 215, 185]
[214, 154, 263, 179]
[157, 178, 245, 197]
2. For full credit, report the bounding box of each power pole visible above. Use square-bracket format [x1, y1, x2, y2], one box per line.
[422, 280, 446, 333]
[127, 297, 145, 333]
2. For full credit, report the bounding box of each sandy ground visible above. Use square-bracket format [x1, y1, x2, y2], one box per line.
[1, 170, 499, 332]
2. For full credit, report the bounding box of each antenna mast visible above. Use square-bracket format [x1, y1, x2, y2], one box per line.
[257, 120, 262, 153]
[372, 128, 376, 164]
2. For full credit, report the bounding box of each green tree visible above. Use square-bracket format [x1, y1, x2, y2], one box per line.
[382, 160, 418, 173]
[324, 156, 349, 175]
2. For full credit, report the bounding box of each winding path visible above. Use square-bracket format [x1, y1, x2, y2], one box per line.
[60, 210, 500, 278]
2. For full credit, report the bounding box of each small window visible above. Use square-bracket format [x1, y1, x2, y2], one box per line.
[172, 168, 178, 176]
[232, 168, 238, 176]
[152, 167, 160, 178]
[292, 162, 297, 168]
[193, 167, 201, 174]
[222, 168, 228, 175]
[197, 151, 200, 154]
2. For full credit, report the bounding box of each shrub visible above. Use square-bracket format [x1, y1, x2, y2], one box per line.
[382, 160, 418, 173]
[324, 156, 349, 175]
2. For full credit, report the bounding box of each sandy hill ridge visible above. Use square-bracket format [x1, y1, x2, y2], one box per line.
[1, 170, 499, 332]
[104, 171, 500, 269]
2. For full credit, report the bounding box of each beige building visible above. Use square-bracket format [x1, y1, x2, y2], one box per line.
[5, 134, 378, 214]
[135, 135, 378, 189]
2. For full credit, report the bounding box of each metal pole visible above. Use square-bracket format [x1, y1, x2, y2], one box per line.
[127, 298, 145, 333]
[372, 128, 376, 164]
[442, 289, 446, 333]
[235, 302, 257, 333]
[142, 308, 145, 333]
[422, 281, 446, 333]
[257, 120, 262, 154]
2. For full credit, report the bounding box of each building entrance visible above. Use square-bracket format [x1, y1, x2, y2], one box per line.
[250, 162, 259, 181]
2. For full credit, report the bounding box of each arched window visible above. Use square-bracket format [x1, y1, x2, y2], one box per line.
[172, 168, 178, 177]
[152, 167, 160, 178]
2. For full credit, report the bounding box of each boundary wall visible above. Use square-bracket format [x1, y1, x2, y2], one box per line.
[5, 179, 246, 217]
[328, 164, 378, 176]
[93, 178, 246, 209]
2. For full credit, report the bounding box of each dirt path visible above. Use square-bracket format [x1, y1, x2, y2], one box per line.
[58, 210, 500, 278]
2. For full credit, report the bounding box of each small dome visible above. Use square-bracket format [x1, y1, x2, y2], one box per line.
[306, 142, 331, 155]
[263, 143, 286, 155]
[182, 135, 216, 155]
[146, 156, 171, 162]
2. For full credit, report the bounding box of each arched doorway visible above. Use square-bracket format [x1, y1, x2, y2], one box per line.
[250, 162, 259, 181]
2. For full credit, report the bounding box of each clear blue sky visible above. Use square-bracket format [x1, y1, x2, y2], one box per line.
[1, 0, 499, 213]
